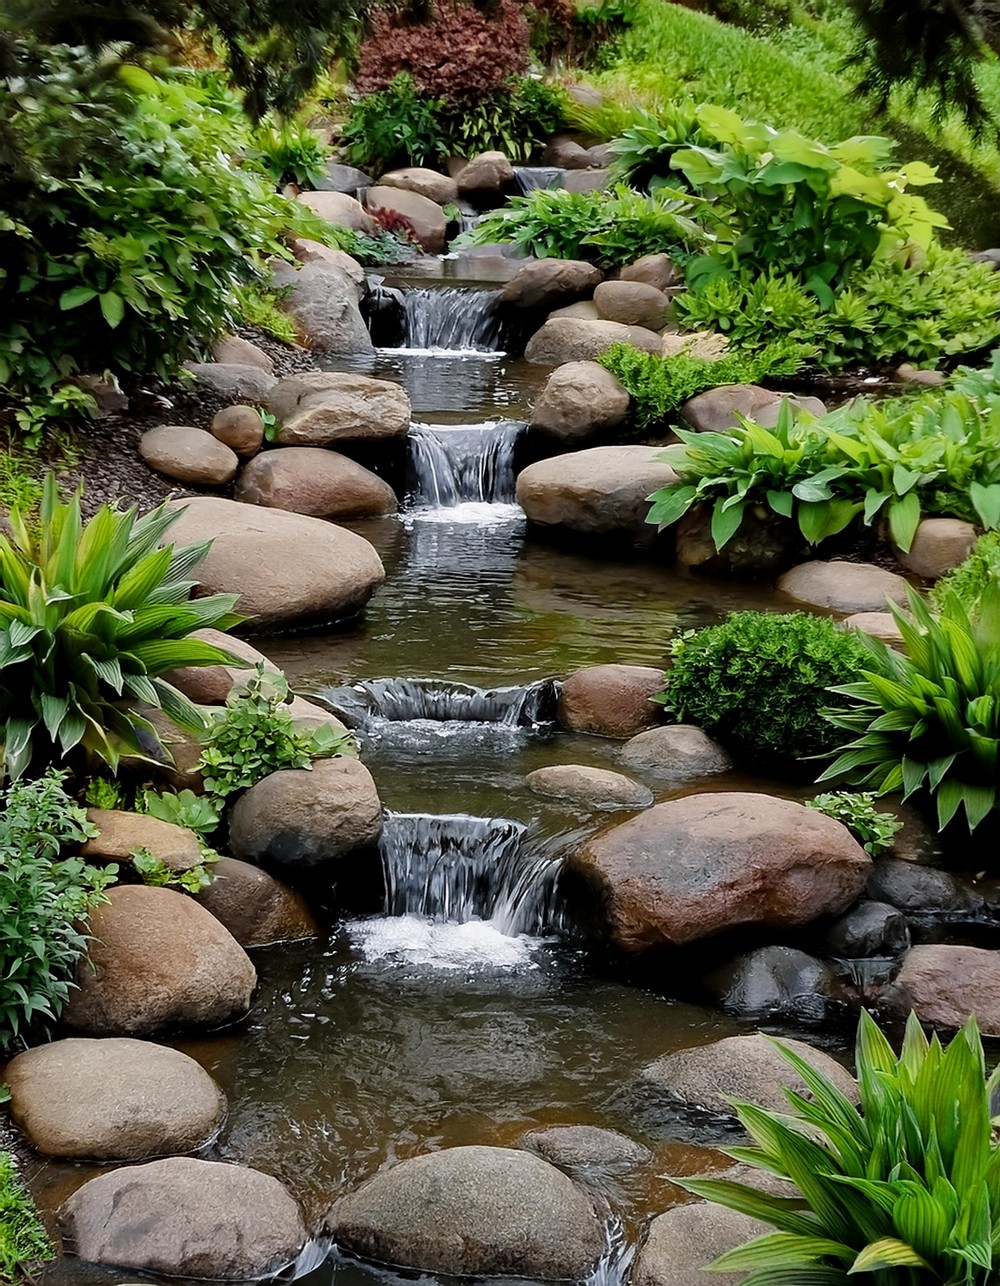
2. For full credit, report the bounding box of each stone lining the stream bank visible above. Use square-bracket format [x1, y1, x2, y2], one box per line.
[235, 447, 398, 519]
[525, 764, 653, 810]
[778, 560, 910, 614]
[195, 857, 319, 947]
[619, 725, 732, 780]
[633, 1203, 769, 1286]
[557, 664, 664, 738]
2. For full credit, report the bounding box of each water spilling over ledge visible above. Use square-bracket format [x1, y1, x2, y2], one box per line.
[408, 420, 524, 508]
[318, 675, 559, 730]
[513, 165, 566, 194]
[365, 284, 505, 352]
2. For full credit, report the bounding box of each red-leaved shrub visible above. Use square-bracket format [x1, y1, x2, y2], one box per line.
[355, 0, 531, 101]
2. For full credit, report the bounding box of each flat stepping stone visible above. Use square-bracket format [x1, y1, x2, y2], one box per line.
[521, 1124, 651, 1170]
[526, 765, 652, 810]
[619, 725, 731, 779]
[778, 560, 909, 614]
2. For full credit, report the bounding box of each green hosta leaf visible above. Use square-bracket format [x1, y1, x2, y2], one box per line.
[711, 497, 746, 549]
[892, 1187, 953, 1262]
[767, 489, 795, 518]
[887, 492, 921, 553]
[711, 1233, 854, 1272]
[970, 481, 1000, 531]
[849, 1238, 930, 1273]
[647, 484, 698, 529]
[676, 1179, 817, 1237]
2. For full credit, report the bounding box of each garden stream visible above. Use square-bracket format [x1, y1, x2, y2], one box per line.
[36, 260, 856, 1286]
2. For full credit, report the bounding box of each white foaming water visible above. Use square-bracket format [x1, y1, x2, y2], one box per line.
[346, 914, 542, 970]
[403, 502, 524, 527]
[381, 347, 505, 359]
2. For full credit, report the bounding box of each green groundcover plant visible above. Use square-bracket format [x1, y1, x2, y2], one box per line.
[659, 611, 871, 770]
[821, 584, 1000, 833]
[931, 532, 1000, 612]
[0, 477, 241, 779]
[0, 1150, 52, 1277]
[680, 1011, 1000, 1285]
[806, 791, 902, 856]
[0, 771, 115, 1048]
[647, 357, 1000, 554]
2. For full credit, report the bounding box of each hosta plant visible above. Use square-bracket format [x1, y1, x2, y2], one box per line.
[821, 584, 1000, 833]
[0, 477, 241, 778]
[680, 1011, 1000, 1285]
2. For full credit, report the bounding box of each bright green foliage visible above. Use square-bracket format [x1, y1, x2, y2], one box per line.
[249, 117, 330, 188]
[647, 360, 1000, 553]
[821, 585, 1000, 833]
[0, 477, 241, 779]
[660, 612, 870, 770]
[806, 791, 902, 855]
[463, 185, 704, 264]
[608, 100, 705, 189]
[0, 771, 116, 1048]
[596, 339, 810, 429]
[136, 788, 221, 838]
[680, 1011, 1000, 1285]
[130, 844, 218, 894]
[198, 666, 356, 803]
[84, 777, 128, 809]
[438, 78, 565, 165]
[674, 253, 1000, 372]
[670, 107, 949, 303]
[931, 532, 1000, 612]
[233, 282, 300, 345]
[341, 74, 445, 171]
[0, 1150, 53, 1278]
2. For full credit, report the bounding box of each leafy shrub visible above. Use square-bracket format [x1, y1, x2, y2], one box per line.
[438, 78, 565, 164]
[931, 531, 1000, 611]
[131, 845, 218, 894]
[85, 777, 128, 809]
[341, 74, 446, 172]
[249, 118, 330, 188]
[805, 791, 901, 855]
[648, 359, 1000, 553]
[0, 771, 116, 1048]
[660, 611, 871, 770]
[464, 185, 704, 263]
[681, 1011, 1000, 1285]
[0, 477, 240, 778]
[0, 1151, 52, 1276]
[355, 0, 530, 100]
[608, 100, 705, 190]
[136, 788, 221, 838]
[597, 339, 810, 429]
[234, 282, 300, 345]
[1, 57, 321, 426]
[822, 584, 1000, 832]
[198, 666, 356, 803]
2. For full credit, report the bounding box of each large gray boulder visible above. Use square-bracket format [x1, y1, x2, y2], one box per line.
[6, 1037, 225, 1161]
[62, 885, 256, 1037]
[166, 496, 385, 629]
[81, 809, 202, 872]
[298, 189, 378, 234]
[380, 167, 458, 206]
[895, 518, 977, 579]
[778, 560, 910, 614]
[58, 1157, 306, 1280]
[529, 360, 630, 441]
[569, 793, 870, 952]
[266, 372, 411, 447]
[236, 448, 397, 520]
[183, 363, 276, 402]
[516, 446, 677, 541]
[229, 757, 382, 876]
[524, 318, 662, 364]
[271, 261, 374, 355]
[521, 1125, 651, 1171]
[501, 259, 603, 311]
[211, 405, 265, 457]
[640, 1032, 859, 1117]
[633, 1204, 768, 1286]
[139, 426, 239, 486]
[325, 1146, 604, 1279]
[621, 254, 680, 292]
[367, 185, 447, 253]
[704, 945, 849, 1022]
[681, 384, 795, 432]
[619, 725, 732, 780]
[456, 150, 515, 196]
[594, 280, 672, 330]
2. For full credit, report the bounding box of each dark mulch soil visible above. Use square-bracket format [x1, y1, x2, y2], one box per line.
[61, 327, 320, 517]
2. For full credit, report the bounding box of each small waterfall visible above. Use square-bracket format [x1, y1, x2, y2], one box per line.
[378, 813, 563, 934]
[364, 280, 406, 347]
[408, 420, 523, 507]
[401, 287, 503, 351]
[513, 166, 566, 194]
[319, 676, 559, 731]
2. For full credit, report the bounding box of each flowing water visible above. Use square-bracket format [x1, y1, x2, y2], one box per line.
[512, 165, 567, 194]
[33, 259, 859, 1286]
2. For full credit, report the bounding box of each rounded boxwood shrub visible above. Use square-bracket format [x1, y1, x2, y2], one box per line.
[661, 610, 871, 771]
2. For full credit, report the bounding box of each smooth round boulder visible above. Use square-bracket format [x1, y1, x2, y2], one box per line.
[865, 858, 984, 916]
[681, 384, 782, 432]
[184, 363, 276, 402]
[824, 900, 910, 958]
[619, 725, 732, 779]
[529, 360, 630, 441]
[6, 1038, 225, 1161]
[139, 426, 238, 486]
[271, 260, 373, 355]
[886, 945, 1000, 1034]
[570, 793, 870, 952]
[196, 857, 319, 947]
[621, 254, 680, 292]
[289, 240, 367, 286]
[547, 300, 601, 322]
[633, 1203, 768, 1286]
[516, 446, 678, 541]
[594, 280, 672, 330]
[58, 1157, 306, 1280]
[456, 150, 515, 196]
[298, 189, 378, 235]
[62, 885, 256, 1037]
[211, 336, 274, 373]
[379, 167, 458, 206]
[843, 611, 904, 646]
[895, 518, 977, 579]
[521, 1125, 651, 1171]
[80, 809, 202, 872]
[501, 259, 603, 312]
[312, 162, 373, 195]
[211, 405, 264, 457]
[165, 496, 385, 629]
[524, 318, 663, 364]
[541, 136, 593, 169]
[557, 664, 664, 738]
[525, 765, 653, 811]
[325, 1146, 604, 1279]
[266, 372, 411, 446]
[236, 448, 397, 519]
[367, 185, 447, 253]
[704, 946, 850, 1022]
[640, 1032, 859, 1117]
[229, 756, 382, 875]
[779, 560, 910, 614]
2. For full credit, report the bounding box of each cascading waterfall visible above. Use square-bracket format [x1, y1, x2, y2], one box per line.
[513, 166, 566, 194]
[319, 676, 559, 731]
[401, 287, 504, 351]
[408, 420, 523, 507]
[378, 813, 564, 935]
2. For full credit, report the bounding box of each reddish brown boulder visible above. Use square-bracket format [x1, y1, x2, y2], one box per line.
[557, 664, 664, 738]
[196, 857, 319, 947]
[885, 945, 1000, 1034]
[235, 447, 397, 520]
